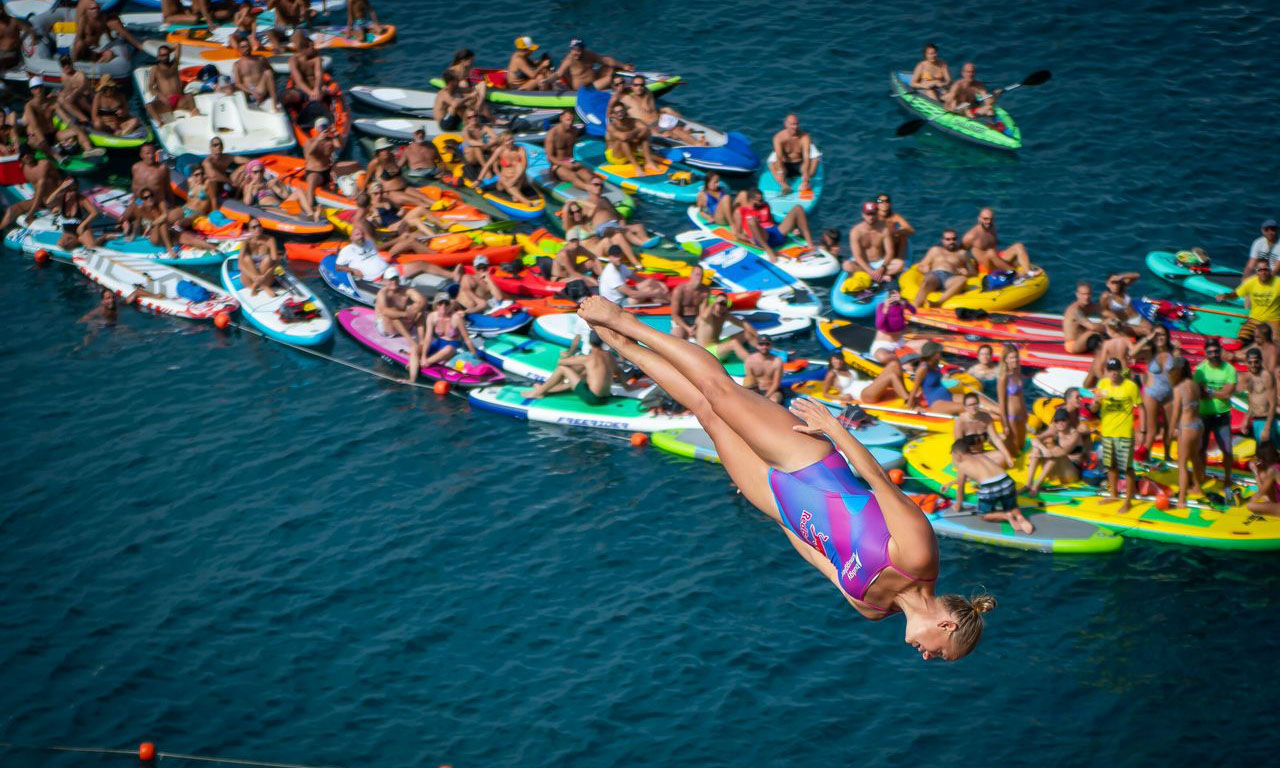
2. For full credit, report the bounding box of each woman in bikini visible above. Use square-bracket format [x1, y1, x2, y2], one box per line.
[366, 139, 444, 209]
[241, 159, 315, 219]
[1169, 356, 1205, 509]
[238, 218, 281, 297]
[53, 186, 99, 252]
[696, 171, 733, 228]
[475, 133, 534, 206]
[577, 296, 994, 660]
[996, 344, 1028, 453]
[420, 294, 480, 368]
[1247, 442, 1280, 516]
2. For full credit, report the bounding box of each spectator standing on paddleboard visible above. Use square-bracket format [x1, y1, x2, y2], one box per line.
[1095, 357, 1142, 512]
[1194, 338, 1237, 492]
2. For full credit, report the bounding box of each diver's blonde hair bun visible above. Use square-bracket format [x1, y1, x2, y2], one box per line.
[970, 594, 997, 614]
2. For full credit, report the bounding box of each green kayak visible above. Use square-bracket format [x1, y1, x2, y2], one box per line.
[428, 72, 682, 109]
[890, 71, 1021, 151]
[53, 115, 152, 150]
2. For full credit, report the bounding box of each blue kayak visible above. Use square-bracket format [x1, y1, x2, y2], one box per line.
[575, 87, 759, 175]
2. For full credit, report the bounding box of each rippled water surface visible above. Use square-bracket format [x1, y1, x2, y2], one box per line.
[3, 1, 1280, 766]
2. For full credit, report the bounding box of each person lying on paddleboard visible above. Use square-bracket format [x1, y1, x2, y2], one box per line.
[946, 438, 1034, 535]
[575, 295, 996, 660]
[908, 43, 951, 102]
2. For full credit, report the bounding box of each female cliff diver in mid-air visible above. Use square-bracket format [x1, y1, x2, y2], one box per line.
[577, 296, 995, 661]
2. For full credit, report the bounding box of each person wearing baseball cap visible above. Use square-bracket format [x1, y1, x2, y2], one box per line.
[552, 38, 633, 90]
[1095, 355, 1141, 511]
[1245, 217, 1280, 277]
[21, 72, 98, 161]
[846, 199, 905, 284]
[507, 35, 554, 90]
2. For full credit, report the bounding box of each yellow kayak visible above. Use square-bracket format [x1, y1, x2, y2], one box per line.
[898, 264, 1049, 311]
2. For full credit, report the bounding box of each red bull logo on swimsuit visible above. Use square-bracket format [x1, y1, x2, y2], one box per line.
[798, 511, 830, 556]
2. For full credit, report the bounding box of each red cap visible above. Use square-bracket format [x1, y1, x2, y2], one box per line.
[861, 201, 877, 214]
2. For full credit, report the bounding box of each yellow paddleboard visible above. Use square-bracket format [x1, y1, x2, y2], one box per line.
[1043, 500, 1280, 550]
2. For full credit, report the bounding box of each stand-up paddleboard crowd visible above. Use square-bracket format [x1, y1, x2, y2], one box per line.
[3, 1, 1278, 661]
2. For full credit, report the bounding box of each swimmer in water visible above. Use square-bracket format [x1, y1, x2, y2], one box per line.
[577, 295, 995, 661]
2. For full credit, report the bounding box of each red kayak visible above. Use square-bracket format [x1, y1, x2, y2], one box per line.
[488, 264, 691, 298]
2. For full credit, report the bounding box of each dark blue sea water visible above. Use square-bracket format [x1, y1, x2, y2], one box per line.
[3, 1, 1280, 767]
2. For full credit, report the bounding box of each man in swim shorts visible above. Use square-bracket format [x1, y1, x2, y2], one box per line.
[944, 62, 1001, 117]
[604, 102, 657, 172]
[847, 201, 903, 282]
[303, 117, 339, 220]
[1241, 347, 1278, 450]
[1095, 357, 1141, 511]
[1062, 281, 1106, 353]
[0, 7, 31, 73]
[948, 439, 1033, 534]
[669, 264, 711, 340]
[742, 335, 785, 403]
[768, 113, 819, 195]
[544, 110, 597, 191]
[913, 229, 973, 307]
[963, 207, 1034, 275]
[146, 45, 199, 122]
[521, 330, 618, 405]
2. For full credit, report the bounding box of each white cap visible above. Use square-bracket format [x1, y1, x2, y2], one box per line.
[657, 113, 678, 130]
[28, 76, 44, 89]
[382, 266, 400, 281]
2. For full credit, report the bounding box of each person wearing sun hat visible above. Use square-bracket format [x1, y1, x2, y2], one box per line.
[90, 74, 143, 137]
[507, 35, 554, 90]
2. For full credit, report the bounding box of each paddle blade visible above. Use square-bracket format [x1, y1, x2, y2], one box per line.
[895, 118, 927, 137]
[1020, 69, 1052, 87]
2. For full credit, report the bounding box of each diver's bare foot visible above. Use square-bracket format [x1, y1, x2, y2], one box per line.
[577, 295, 625, 328]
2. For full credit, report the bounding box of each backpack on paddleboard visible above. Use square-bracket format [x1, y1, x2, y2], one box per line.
[278, 299, 321, 323]
[982, 269, 1017, 291]
[176, 279, 211, 303]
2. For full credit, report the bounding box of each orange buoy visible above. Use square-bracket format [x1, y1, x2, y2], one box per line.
[139, 742, 156, 762]
[433, 380, 451, 395]
[630, 432, 649, 446]
[33, 248, 50, 264]
[921, 494, 938, 512]
[1154, 491, 1170, 510]
[888, 467, 905, 485]
[213, 311, 231, 329]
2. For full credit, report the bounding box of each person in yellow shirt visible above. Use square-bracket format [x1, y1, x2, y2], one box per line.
[1219, 260, 1280, 339]
[1095, 357, 1142, 511]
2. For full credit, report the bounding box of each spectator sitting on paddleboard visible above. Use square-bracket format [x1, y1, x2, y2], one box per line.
[238, 218, 283, 298]
[1021, 407, 1085, 497]
[597, 246, 669, 306]
[913, 230, 974, 308]
[946, 438, 1034, 535]
[963, 207, 1035, 276]
[768, 113, 819, 195]
[507, 36, 555, 91]
[736, 187, 815, 262]
[604, 102, 658, 173]
[521, 330, 618, 405]
[420, 294, 479, 369]
[847, 200, 902, 283]
[550, 38, 631, 90]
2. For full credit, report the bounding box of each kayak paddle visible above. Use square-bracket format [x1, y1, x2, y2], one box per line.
[895, 69, 1052, 137]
